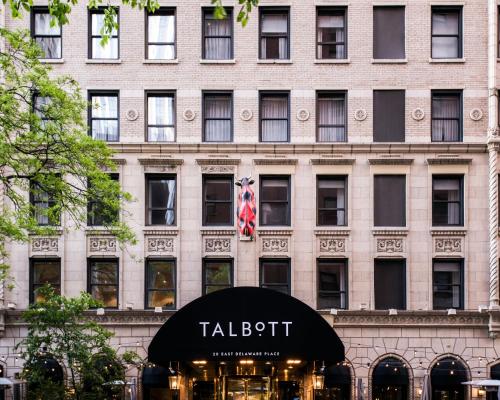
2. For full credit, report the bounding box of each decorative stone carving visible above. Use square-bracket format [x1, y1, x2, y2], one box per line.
[201, 165, 235, 173]
[319, 238, 346, 253]
[147, 237, 174, 253]
[88, 236, 117, 253]
[262, 238, 288, 253]
[240, 109, 253, 121]
[205, 238, 231, 253]
[31, 237, 58, 252]
[183, 109, 196, 121]
[435, 238, 462, 253]
[125, 109, 139, 121]
[411, 108, 425, 121]
[354, 109, 367, 121]
[376, 238, 404, 253]
[253, 159, 298, 166]
[296, 109, 310, 121]
[469, 108, 483, 121]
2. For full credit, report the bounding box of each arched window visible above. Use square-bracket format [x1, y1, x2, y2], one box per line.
[487, 363, 500, 400]
[372, 357, 409, 400]
[315, 362, 351, 400]
[37, 356, 64, 383]
[430, 357, 467, 400]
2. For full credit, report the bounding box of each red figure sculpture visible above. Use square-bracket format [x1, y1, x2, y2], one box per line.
[236, 177, 256, 238]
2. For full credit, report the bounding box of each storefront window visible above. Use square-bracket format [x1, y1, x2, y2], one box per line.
[430, 357, 467, 400]
[202, 259, 233, 295]
[372, 357, 409, 400]
[315, 363, 351, 400]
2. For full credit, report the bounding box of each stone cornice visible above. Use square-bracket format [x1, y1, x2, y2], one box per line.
[85, 229, 115, 236]
[28, 229, 63, 237]
[310, 158, 356, 165]
[138, 158, 184, 166]
[368, 158, 414, 165]
[143, 229, 179, 236]
[196, 159, 241, 166]
[426, 158, 473, 165]
[257, 229, 294, 236]
[315, 229, 351, 236]
[430, 228, 467, 236]
[372, 229, 409, 236]
[253, 159, 298, 165]
[200, 229, 237, 236]
[112, 158, 127, 165]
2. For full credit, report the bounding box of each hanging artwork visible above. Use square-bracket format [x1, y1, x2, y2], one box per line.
[235, 177, 256, 239]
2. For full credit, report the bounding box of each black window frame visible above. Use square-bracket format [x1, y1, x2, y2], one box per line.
[146, 174, 177, 226]
[145, 91, 176, 142]
[259, 7, 290, 60]
[202, 258, 234, 295]
[432, 175, 464, 227]
[432, 259, 464, 310]
[30, 7, 62, 59]
[374, 259, 407, 310]
[202, 175, 234, 226]
[29, 258, 61, 304]
[316, 91, 347, 143]
[259, 175, 291, 226]
[431, 90, 463, 142]
[317, 258, 348, 310]
[259, 91, 290, 143]
[87, 258, 119, 309]
[29, 177, 60, 226]
[88, 90, 120, 142]
[316, 175, 348, 227]
[87, 173, 120, 226]
[144, 258, 176, 310]
[259, 258, 291, 295]
[202, 91, 233, 142]
[316, 7, 347, 60]
[88, 7, 120, 59]
[431, 6, 462, 59]
[145, 7, 176, 60]
[202, 7, 234, 60]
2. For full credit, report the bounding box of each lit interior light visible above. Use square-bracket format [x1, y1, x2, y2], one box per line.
[193, 360, 207, 365]
[239, 360, 254, 365]
[286, 360, 301, 365]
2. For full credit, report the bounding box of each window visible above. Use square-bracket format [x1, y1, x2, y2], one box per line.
[87, 174, 119, 226]
[31, 8, 62, 59]
[146, 175, 176, 226]
[260, 92, 289, 142]
[317, 92, 347, 142]
[30, 178, 60, 226]
[146, 8, 175, 60]
[373, 6, 405, 59]
[259, 8, 289, 59]
[89, 8, 119, 59]
[203, 175, 233, 226]
[374, 259, 406, 310]
[203, 92, 232, 142]
[433, 260, 463, 309]
[203, 259, 233, 295]
[34, 94, 51, 125]
[89, 92, 119, 142]
[202, 8, 233, 60]
[88, 259, 119, 308]
[374, 175, 406, 227]
[316, 364, 351, 400]
[432, 176, 463, 226]
[373, 90, 405, 142]
[30, 259, 61, 303]
[430, 357, 467, 400]
[372, 358, 409, 400]
[147, 92, 175, 142]
[260, 176, 290, 226]
[145, 259, 175, 309]
[316, 7, 346, 60]
[317, 259, 347, 310]
[431, 91, 462, 142]
[317, 176, 347, 226]
[432, 7, 462, 59]
[260, 259, 290, 295]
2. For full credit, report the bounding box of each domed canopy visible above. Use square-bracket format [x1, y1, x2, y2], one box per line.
[148, 287, 345, 366]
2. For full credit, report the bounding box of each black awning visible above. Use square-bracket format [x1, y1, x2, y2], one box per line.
[148, 287, 344, 366]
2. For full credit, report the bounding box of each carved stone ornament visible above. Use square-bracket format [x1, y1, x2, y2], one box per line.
[469, 108, 483, 121]
[354, 109, 367, 121]
[201, 165, 235, 173]
[240, 109, 253, 121]
[411, 108, 425, 121]
[88, 236, 117, 253]
[125, 109, 139, 121]
[319, 238, 346, 253]
[31, 237, 58, 252]
[147, 237, 174, 253]
[435, 238, 462, 253]
[376, 238, 404, 253]
[183, 109, 196, 121]
[262, 238, 289, 253]
[296, 109, 310, 121]
[205, 238, 231, 253]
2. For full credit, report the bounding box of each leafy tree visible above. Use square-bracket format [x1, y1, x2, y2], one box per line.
[0, 28, 135, 280]
[16, 286, 139, 400]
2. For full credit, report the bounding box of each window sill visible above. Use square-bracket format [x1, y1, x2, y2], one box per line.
[314, 228, 351, 236]
[200, 59, 236, 64]
[85, 59, 122, 64]
[372, 228, 409, 236]
[143, 227, 179, 236]
[143, 59, 179, 64]
[40, 58, 64, 64]
[429, 58, 466, 63]
[371, 59, 408, 64]
[314, 58, 350, 64]
[200, 228, 237, 236]
[257, 59, 293, 64]
[430, 228, 467, 236]
[256, 228, 293, 236]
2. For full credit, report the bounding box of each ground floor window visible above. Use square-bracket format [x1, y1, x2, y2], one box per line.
[315, 362, 351, 400]
[430, 357, 467, 400]
[372, 357, 409, 400]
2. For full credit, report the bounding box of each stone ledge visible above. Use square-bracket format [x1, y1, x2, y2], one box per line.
[315, 229, 351, 236]
[200, 229, 237, 236]
[426, 158, 473, 165]
[372, 229, 409, 236]
[430, 228, 467, 236]
[311, 158, 356, 165]
[196, 159, 241, 165]
[368, 158, 414, 165]
[138, 158, 184, 166]
[257, 229, 294, 236]
[143, 229, 179, 236]
[253, 159, 298, 165]
[112, 158, 127, 165]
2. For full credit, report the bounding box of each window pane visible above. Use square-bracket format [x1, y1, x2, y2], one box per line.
[35, 13, 61, 35]
[432, 37, 459, 58]
[147, 260, 175, 289]
[261, 37, 288, 59]
[148, 14, 175, 43]
[317, 261, 346, 309]
[148, 290, 175, 308]
[262, 96, 287, 118]
[150, 179, 173, 207]
[148, 178, 176, 225]
[92, 286, 118, 307]
[148, 45, 175, 60]
[35, 37, 62, 59]
[148, 96, 174, 126]
[318, 44, 345, 59]
[433, 261, 461, 309]
[318, 95, 346, 142]
[318, 178, 346, 226]
[205, 96, 231, 118]
[92, 38, 118, 59]
[373, 90, 405, 142]
[374, 260, 405, 310]
[374, 175, 406, 227]
[262, 179, 288, 201]
[373, 7, 405, 59]
[261, 13, 287, 33]
[91, 261, 118, 284]
[205, 179, 231, 201]
[92, 96, 118, 118]
[92, 13, 117, 35]
[261, 261, 288, 285]
[433, 96, 459, 119]
[33, 261, 60, 285]
[205, 262, 231, 285]
[148, 127, 175, 142]
[432, 12, 459, 35]
[92, 120, 118, 141]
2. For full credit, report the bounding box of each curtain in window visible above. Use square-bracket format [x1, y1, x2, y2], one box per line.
[148, 96, 174, 142]
[317, 14, 345, 58]
[318, 179, 345, 225]
[432, 95, 459, 141]
[434, 179, 460, 224]
[92, 13, 118, 59]
[148, 14, 175, 59]
[432, 12, 459, 58]
[34, 13, 61, 58]
[92, 96, 118, 141]
[261, 96, 288, 142]
[165, 180, 176, 225]
[204, 16, 231, 59]
[204, 96, 231, 141]
[318, 97, 345, 142]
[261, 14, 287, 59]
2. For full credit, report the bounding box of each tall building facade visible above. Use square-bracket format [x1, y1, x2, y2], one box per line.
[2, 0, 500, 399]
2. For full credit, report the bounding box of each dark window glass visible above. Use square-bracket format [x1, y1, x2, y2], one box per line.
[373, 90, 405, 142]
[433, 260, 463, 310]
[317, 176, 347, 226]
[259, 8, 289, 59]
[374, 175, 406, 227]
[147, 175, 176, 226]
[431, 91, 462, 142]
[372, 357, 409, 400]
[203, 8, 233, 60]
[316, 364, 351, 400]
[147, 93, 175, 142]
[260, 92, 289, 142]
[30, 259, 61, 303]
[203, 176, 233, 226]
[89, 9, 119, 59]
[260, 259, 290, 295]
[260, 176, 290, 226]
[317, 259, 347, 309]
[30, 178, 60, 226]
[146, 8, 175, 60]
[145, 259, 175, 309]
[431, 357, 467, 400]
[316, 7, 346, 59]
[203, 259, 233, 295]
[374, 259, 406, 310]
[432, 176, 463, 226]
[89, 92, 119, 142]
[317, 92, 346, 142]
[373, 6, 405, 59]
[88, 259, 119, 308]
[491, 363, 500, 379]
[432, 7, 462, 59]
[203, 92, 232, 142]
[87, 174, 119, 226]
[31, 8, 62, 59]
